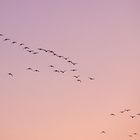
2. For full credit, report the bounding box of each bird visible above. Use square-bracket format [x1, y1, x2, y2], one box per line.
[27, 50, 34, 53]
[120, 110, 125, 113]
[77, 79, 81, 83]
[129, 135, 133, 137]
[19, 43, 25, 46]
[136, 113, 140, 116]
[71, 69, 77, 72]
[26, 67, 33, 71]
[63, 57, 69, 60]
[49, 65, 54, 68]
[124, 109, 131, 112]
[54, 70, 60, 73]
[8, 73, 13, 77]
[0, 34, 3, 36]
[3, 38, 10, 41]
[60, 70, 66, 73]
[133, 133, 137, 135]
[23, 47, 30, 50]
[34, 69, 39, 72]
[71, 62, 77, 65]
[88, 77, 95, 80]
[32, 52, 39, 54]
[38, 48, 43, 51]
[130, 115, 135, 118]
[110, 113, 115, 116]
[11, 41, 17, 44]
[100, 131, 106, 134]
[73, 75, 80, 78]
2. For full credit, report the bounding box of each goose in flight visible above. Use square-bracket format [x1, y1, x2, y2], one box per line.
[120, 110, 125, 113]
[73, 75, 80, 78]
[54, 70, 60, 73]
[3, 38, 10, 41]
[11, 41, 17, 44]
[130, 115, 135, 118]
[32, 52, 39, 54]
[88, 77, 95, 80]
[19, 43, 25, 46]
[110, 113, 115, 116]
[23, 47, 29, 50]
[49, 65, 54, 68]
[77, 79, 81, 83]
[124, 109, 131, 112]
[26, 67, 33, 71]
[0, 34, 3, 36]
[100, 131, 106, 134]
[60, 70, 66, 73]
[34, 69, 39, 72]
[71, 69, 77, 72]
[133, 133, 137, 135]
[8, 73, 13, 77]
[129, 135, 133, 137]
[136, 113, 140, 116]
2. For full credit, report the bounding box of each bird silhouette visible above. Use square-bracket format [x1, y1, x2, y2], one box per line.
[19, 43, 25, 46]
[73, 75, 80, 78]
[77, 79, 81, 83]
[130, 115, 135, 118]
[110, 113, 115, 116]
[26, 68, 33, 71]
[0, 34, 3, 36]
[60, 70, 66, 73]
[101, 131, 106, 134]
[71, 69, 77, 72]
[120, 110, 125, 113]
[34, 70, 39, 72]
[88, 77, 95, 80]
[124, 109, 131, 112]
[136, 113, 140, 116]
[11, 41, 17, 44]
[32, 52, 39, 54]
[3, 38, 10, 41]
[54, 70, 60, 73]
[133, 133, 137, 135]
[8, 73, 13, 77]
[23, 47, 30, 50]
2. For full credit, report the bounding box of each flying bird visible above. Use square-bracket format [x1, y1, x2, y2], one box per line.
[34, 70, 39, 72]
[133, 133, 137, 135]
[130, 115, 135, 118]
[60, 70, 66, 73]
[11, 41, 17, 44]
[124, 109, 131, 112]
[120, 110, 125, 113]
[73, 75, 80, 78]
[19, 43, 25, 46]
[26, 67, 33, 71]
[0, 34, 3, 36]
[110, 113, 115, 116]
[49, 65, 54, 68]
[136, 113, 140, 116]
[129, 135, 133, 137]
[23, 47, 30, 50]
[71, 69, 77, 72]
[77, 79, 81, 83]
[32, 52, 39, 54]
[101, 131, 106, 134]
[3, 38, 10, 41]
[54, 70, 60, 73]
[8, 73, 13, 77]
[88, 77, 95, 80]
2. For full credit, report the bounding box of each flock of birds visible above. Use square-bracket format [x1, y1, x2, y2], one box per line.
[100, 108, 140, 138]
[1, 33, 139, 139]
[0, 33, 95, 83]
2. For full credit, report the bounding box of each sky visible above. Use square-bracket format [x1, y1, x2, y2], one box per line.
[0, 0, 140, 140]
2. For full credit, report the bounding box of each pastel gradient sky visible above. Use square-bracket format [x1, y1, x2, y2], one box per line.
[0, 0, 140, 140]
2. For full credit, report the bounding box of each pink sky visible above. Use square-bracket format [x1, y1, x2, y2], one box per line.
[0, 0, 140, 140]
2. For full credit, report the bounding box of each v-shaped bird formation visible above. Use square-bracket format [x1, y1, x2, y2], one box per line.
[0, 33, 95, 83]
